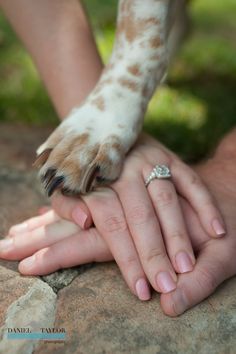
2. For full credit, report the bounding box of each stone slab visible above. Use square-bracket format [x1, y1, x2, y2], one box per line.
[0, 266, 40, 327]
[36, 263, 236, 354]
[0, 276, 57, 354]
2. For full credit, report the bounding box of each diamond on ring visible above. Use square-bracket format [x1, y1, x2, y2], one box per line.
[145, 165, 171, 187]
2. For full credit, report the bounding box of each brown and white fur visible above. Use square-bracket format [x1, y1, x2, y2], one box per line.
[34, 0, 189, 196]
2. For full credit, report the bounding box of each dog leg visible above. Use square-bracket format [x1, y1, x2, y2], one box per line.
[35, 0, 170, 196]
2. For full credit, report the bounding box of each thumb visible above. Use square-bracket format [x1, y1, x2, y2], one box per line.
[160, 243, 232, 317]
[50, 191, 93, 229]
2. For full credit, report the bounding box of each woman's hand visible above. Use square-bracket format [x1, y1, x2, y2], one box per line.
[2, 134, 225, 301]
[54, 134, 225, 294]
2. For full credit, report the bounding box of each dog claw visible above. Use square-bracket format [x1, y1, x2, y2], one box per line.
[47, 176, 64, 197]
[81, 164, 100, 194]
[33, 149, 53, 168]
[42, 168, 57, 186]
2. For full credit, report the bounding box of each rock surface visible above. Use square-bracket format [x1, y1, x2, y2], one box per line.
[0, 276, 57, 354]
[35, 263, 236, 354]
[0, 123, 236, 354]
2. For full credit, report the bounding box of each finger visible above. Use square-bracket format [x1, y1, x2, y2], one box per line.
[83, 188, 151, 301]
[0, 219, 80, 260]
[38, 206, 52, 215]
[160, 242, 233, 317]
[172, 161, 226, 238]
[18, 228, 113, 275]
[8, 210, 60, 236]
[144, 168, 196, 274]
[51, 191, 93, 229]
[113, 174, 178, 293]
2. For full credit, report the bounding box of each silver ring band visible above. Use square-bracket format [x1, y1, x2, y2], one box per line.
[145, 165, 171, 187]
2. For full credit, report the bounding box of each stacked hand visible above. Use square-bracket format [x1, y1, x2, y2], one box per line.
[1, 133, 235, 316]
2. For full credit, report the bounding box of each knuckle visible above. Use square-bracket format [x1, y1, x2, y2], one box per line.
[144, 247, 167, 265]
[102, 215, 128, 234]
[119, 254, 138, 269]
[112, 178, 129, 192]
[196, 266, 219, 293]
[113, 173, 138, 192]
[86, 189, 115, 209]
[170, 231, 186, 241]
[127, 204, 154, 226]
[155, 189, 175, 208]
[190, 173, 202, 186]
[202, 200, 215, 210]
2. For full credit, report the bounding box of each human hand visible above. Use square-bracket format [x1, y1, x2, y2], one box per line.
[1, 134, 226, 303]
[1, 145, 236, 316]
[50, 134, 225, 295]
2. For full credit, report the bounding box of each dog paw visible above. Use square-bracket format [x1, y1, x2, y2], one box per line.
[33, 107, 129, 196]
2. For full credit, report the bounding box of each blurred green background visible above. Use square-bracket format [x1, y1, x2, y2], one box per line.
[0, 0, 235, 161]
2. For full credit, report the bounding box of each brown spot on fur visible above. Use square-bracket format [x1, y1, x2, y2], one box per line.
[46, 133, 90, 167]
[150, 54, 161, 61]
[111, 142, 123, 154]
[95, 135, 124, 164]
[86, 143, 99, 161]
[118, 124, 125, 129]
[127, 64, 141, 76]
[118, 6, 160, 43]
[118, 78, 139, 92]
[59, 159, 82, 185]
[70, 133, 89, 146]
[91, 96, 105, 111]
[149, 36, 162, 48]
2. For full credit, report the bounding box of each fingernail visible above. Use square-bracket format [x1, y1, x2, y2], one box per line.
[135, 278, 151, 301]
[0, 238, 13, 252]
[212, 218, 226, 237]
[10, 222, 28, 234]
[176, 252, 194, 273]
[171, 288, 188, 315]
[72, 207, 88, 228]
[20, 255, 35, 269]
[156, 272, 176, 293]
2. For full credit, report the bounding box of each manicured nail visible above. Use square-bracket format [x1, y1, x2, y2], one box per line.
[156, 272, 176, 293]
[176, 252, 194, 273]
[135, 278, 151, 301]
[212, 218, 226, 237]
[20, 255, 35, 269]
[10, 222, 28, 234]
[72, 207, 88, 228]
[171, 288, 188, 315]
[0, 238, 13, 252]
